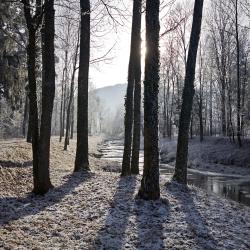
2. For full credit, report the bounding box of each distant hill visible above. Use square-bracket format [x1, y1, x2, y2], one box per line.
[94, 83, 127, 114]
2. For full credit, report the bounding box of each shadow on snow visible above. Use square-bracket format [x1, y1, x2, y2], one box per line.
[0, 171, 93, 225]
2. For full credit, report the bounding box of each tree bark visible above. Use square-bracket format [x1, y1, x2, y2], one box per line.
[70, 98, 74, 139]
[138, 0, 160, 200]
[74, 0, 90, 171]
[35, 0, 55, 194]
[173, 0, 204, 185]
[64, 32, 79, 150]
[131, 0, 142, 175]
[122, 0, 142, 176]
[59, 67, 65, 142]
[26, 29, 40, 191]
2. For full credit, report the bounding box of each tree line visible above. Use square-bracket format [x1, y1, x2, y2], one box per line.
[0, 0, 249, 199]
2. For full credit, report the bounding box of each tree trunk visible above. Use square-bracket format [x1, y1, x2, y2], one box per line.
[64, 32, 79, 150]
[70, 98, 74, 139]
[122, 0, 142, 176]
[59, 68, 65, 142]
[138, 0, 160, 200]
[26, 29, 40, 192]
[131, 0, 142, 175]
[173, 0, 204, 185]
[34, 0, 55, 194]
[74, 0, 90, 171]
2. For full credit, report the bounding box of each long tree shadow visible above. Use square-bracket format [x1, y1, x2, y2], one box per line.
[0, 171, 94, 225]
[93, 176, 137, 249]
[166, 181, 219, 249]
[0, 160, 33, 168]
[134, 195, 169, 249]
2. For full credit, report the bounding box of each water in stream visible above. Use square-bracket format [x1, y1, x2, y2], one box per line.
[101, 140, 250, 207]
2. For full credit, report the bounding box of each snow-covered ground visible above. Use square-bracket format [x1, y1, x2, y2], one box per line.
[0, 137, 250, 249]
[160, 137, 250, 176]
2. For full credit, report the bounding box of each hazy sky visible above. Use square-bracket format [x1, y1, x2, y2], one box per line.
[90, 30, 131, 89]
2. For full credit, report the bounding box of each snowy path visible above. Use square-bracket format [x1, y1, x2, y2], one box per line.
[1, 170, 250, 249]
[0, 138, 250, 249]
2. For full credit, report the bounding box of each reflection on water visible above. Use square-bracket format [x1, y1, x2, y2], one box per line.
[160, 166, 250, 206]
[101, 140, 250, 206]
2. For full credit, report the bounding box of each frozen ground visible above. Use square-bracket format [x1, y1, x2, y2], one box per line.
[0, 137, 250, 249]
[160, 137, 250, 176]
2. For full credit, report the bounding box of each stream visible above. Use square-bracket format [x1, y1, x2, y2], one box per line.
[100, 140, 250, 207]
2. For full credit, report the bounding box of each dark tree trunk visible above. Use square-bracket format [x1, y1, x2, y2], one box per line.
[122, 0, 142, 176]
[59, 70, 65, 142]
[70, 98, 74, 139]
[74, 0, 90, 171]
[173, 0, 204, 185]
[26, 29, 40, 191]
[138, 0, 160, 200]
[22, 0, 41, 193]
[62, 72, 67, 137]
[59, 50, 68, 142]
[53, 99, 58, 135]
[131, 0, 142, 175]
[64, 33, 79, 150]
[22, 0, 55, 194]
[34, 0, 55, 194]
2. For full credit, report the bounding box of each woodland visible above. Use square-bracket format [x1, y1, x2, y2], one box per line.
[0, 0, 250, 249]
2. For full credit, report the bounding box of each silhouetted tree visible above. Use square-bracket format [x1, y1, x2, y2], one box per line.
[22, 0, 55, 194]
[138, 0, 160, 200]
[74, 0, 90, 171]
[173, 0, 204, 184]
[37, 0, 55, 193]
[131, 0, 142, 175]
[122, 0, 142, 176]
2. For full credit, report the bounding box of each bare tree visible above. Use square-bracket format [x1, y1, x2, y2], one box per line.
[122, 0, 142, 176]
[64, 26, 80, 150]
[173, 0, 204, 185]
[138, 0, 160, 200]
[74, 0, 90, 171]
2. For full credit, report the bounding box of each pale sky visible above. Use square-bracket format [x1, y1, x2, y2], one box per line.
[56, 0, 191, 90]
[89, 30, 131, 89]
